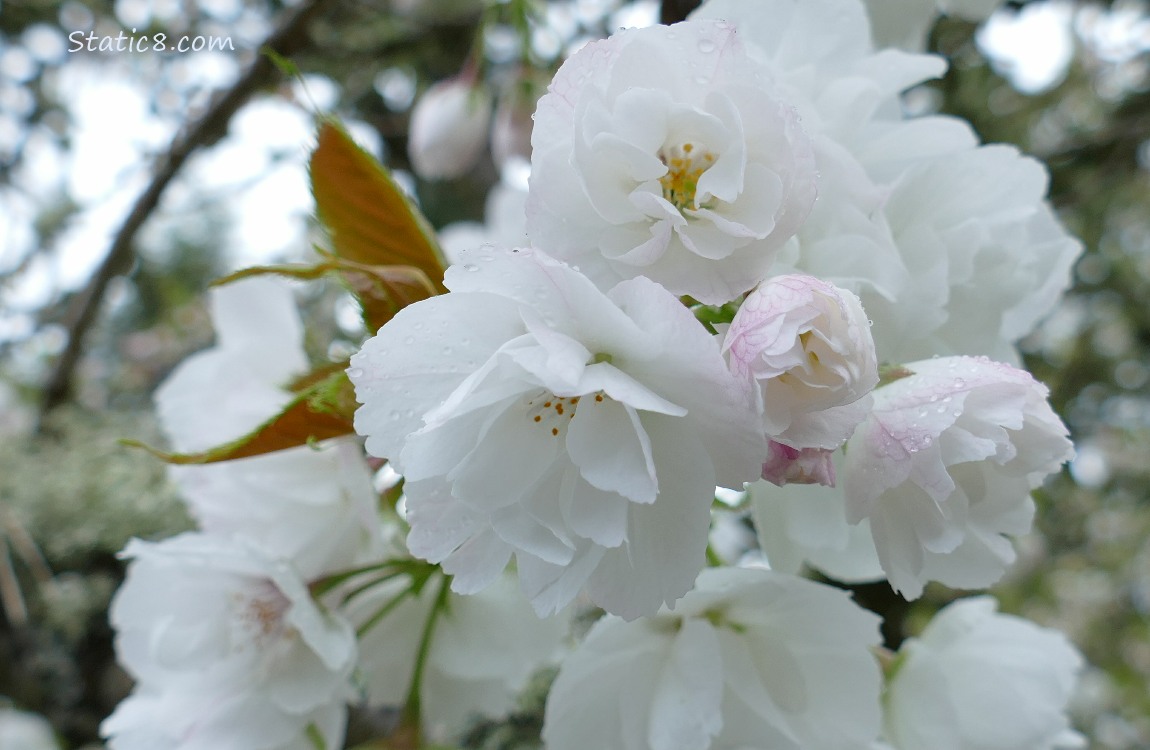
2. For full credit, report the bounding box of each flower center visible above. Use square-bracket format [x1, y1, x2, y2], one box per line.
[658, 142, 717, 211]
[232, 581, 293, 650]
[525, 391, 607, 437]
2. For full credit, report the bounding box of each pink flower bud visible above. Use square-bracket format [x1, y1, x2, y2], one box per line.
[761, 440, 836, 487]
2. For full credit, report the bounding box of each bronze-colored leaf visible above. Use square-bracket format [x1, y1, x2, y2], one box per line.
[310, 121, 447, 290]
[123, 369, 357, 464]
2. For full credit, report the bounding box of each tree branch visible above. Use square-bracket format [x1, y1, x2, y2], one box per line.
[36, 0, 339, 425]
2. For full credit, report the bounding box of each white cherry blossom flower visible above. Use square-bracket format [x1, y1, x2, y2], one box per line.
[101, 533, 357, 750]
[723, 273, 878, 451]
[543, 567, 884, 750]
[884, 596, 1084, 750]
[843, 356, 1073, 598]
[408, 78, 493, 181]
[155, 277, 382, 578]
[873, 143, 1081, 364]
[350, 570, 569, 744]
[527, 18, 817, 304]
[747, 471, 885, 582]
[694, 0, 1079, 362]
[349, 247, 764, 619]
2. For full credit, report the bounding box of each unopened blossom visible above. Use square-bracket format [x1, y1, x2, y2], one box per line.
[760, 441, 836, 487]
[408, 78, 493, 180]
[724, 273, 878, 451]
[350, 570, 569, 744]
[349, 247, 764, 619]
[527, 18, 816, 304]
[155, 277, 382, 578]
[102, 533, 357, 750]
[543, 567, 884, 750]
[884, 596, 1084, 750]
[843, 356, 1073, 598]
[747, 472, 885, 582]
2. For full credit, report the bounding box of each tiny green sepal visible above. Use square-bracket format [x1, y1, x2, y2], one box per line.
[877, 363, 916, 387]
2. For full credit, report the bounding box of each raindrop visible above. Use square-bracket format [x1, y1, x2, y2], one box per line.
[698, 39, 716, 53]
[463, 263, 479, 272]
[347, 367, 364, 379]
[953, 377, 966, 388]
[404, 335, 415, 345]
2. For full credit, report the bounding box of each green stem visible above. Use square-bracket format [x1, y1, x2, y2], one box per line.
[402, 573, 452, 733]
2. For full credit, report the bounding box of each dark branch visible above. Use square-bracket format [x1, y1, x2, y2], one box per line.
[36, 0, 339, 425]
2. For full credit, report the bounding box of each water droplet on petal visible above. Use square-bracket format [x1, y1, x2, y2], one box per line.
[463, 263, 479, 272]
[347, 367, 364, 379]
[698, 39, 716, 53]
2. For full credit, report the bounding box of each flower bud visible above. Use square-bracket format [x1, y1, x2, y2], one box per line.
[408, 78, 493, 180]
[761, 440, 836, 487]
[724, 273, 879, 451]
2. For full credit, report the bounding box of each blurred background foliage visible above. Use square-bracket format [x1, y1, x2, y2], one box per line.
[0, 0, 1149, 747]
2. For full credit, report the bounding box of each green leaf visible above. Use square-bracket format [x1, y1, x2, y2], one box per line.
[122, 368, 357, 464]
[309, 121, 447, 289]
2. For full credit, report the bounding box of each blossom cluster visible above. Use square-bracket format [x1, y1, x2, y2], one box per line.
[103, 0, 1088, 748]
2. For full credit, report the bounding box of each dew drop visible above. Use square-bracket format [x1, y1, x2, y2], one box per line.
[463, 263, 479, 272]
[953, 377, 966, 388]
[347, 367, 364, 379]
[698, 39, 716, 53]
[404, 335, 415, 345]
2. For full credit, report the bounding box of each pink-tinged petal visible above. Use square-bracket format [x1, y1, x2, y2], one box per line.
[843, 355, 1071, 598]
[761, 441, 836, 487]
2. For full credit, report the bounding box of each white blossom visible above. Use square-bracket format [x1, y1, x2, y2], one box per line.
[408, 78, 493, 180]
[843, 356, 1073, 598]
[349, 247, 764, 618]
[350, 570, 569, 744]
[747, 471, 885, 582]
[101, 533, 357, 750]
[724, 273, 878, 452]
[693, 0, 1079, 362]
[527, 18, 817, 304]
[884, 596, 1085, 750]
[155, 277, 382, 578]
[543, 567, 884, 750]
